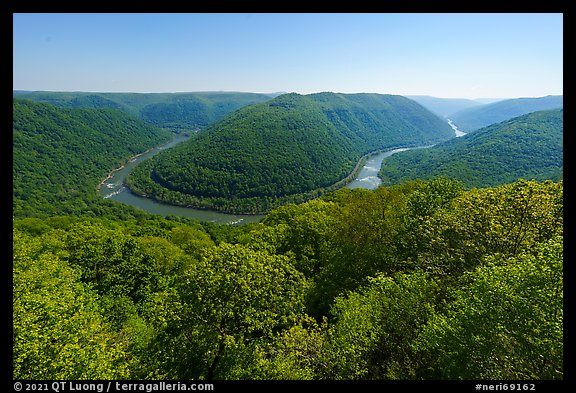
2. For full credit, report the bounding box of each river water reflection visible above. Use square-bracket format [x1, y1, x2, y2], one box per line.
[346, 148, 412, 189]
[99, 134, 431, 224]
[98, 134, 263, 225]
[447, 118, 467, 137]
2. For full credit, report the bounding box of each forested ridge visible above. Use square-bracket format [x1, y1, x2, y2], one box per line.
[12, 94, 564, 382]
[127, 92, 455, 214]
[13, 98, 172, 218]
[449, 95, 563, 132]
[379, 109, 563, 188]
[404, 95, 485, 118]
[13, 91, 274, 132]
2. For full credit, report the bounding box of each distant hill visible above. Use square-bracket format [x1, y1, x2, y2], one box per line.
[12, 91, 274, 131]
[127, 92, 455, 214]
[472, 98, 508, 105]
[405, 95, 485, 118]
[13, 99, 172, 217]
[449, 95, 563, 132]
[379, 109, 563, 189]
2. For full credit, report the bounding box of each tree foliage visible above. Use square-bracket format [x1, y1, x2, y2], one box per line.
[415, 236, 563, 379]
[172, 243, 309, 379]
[12, 93, 564, 381]
[13, 99, 172, 218]
[13, 178, 563, 380]
[13, 230, 130, 379]
[128, 92, 454, 213]
[380, 109, 563, 188]
[13, 91, 273, 131]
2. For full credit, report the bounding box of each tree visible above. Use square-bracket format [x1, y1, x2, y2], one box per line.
[13, 230, 130, 379]
[414, 236, 563, 379]
[166, 243, 309, 379]
[245, 315, 328, 380]
[170, 225, 215, 258]
[321, 272, 440, 379]
[412, 179, 563, 276]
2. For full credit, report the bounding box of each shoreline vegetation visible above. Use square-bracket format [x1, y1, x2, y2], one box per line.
[124, 92, 455, 215]
[122, 142, 427, 215]
[13, 93, 564, 380]
[96, 133, 182, 192]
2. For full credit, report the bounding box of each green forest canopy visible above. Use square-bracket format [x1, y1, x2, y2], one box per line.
[12, 90, 275, 131]
[14, 178, 563, 380]
[127, 92, 455, 214]
[379, 109, 563, 189]
[12, 94, 564, 381]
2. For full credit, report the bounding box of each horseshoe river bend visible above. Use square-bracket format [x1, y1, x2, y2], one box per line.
[98, 133, 441, 225]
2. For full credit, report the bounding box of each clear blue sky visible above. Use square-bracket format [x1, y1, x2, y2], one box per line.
[13, 13, 563, 99]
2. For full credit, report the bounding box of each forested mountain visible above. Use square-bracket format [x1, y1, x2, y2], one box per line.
[405, 95, 486, 118]
[379, 109, 563, 188]
[127, 92, 455, 213]
[12, 90, 274, 131]
[14, 178, 563, 380]
[449, 95, 563, 132]
[12, 91, 564, 381]
[13, 98, 172, 217]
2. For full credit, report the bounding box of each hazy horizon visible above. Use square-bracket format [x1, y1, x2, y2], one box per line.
[13, 13, 563, 100]
[13, 88, 564, 102]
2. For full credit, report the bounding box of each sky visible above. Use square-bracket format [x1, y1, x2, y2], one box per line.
[13, 13, 563, 99]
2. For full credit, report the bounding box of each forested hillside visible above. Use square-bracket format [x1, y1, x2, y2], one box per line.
[12, 92, 564, 382]
[12, 91, 274, 131]
[128, 92, 455, 214]
[14, 178, 563, 380]
[379, 109, 563, 188]
[449, 95, 563, 132]
[13, 99, 172, 217]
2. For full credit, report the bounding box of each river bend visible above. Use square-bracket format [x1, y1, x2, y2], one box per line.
[99, 135, 433, 224]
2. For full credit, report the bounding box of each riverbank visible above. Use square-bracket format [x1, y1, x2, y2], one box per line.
[97, 133, 264, 224]
[96, 133, 183, 192]
[126, 144, 431, 216]
[96, 141, 172, 192]
[99, 135, 434, 222]
[447, 118, 467, 137]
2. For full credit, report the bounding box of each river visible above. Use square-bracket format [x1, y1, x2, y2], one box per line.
[346, 148, 412, 189]
[99, 135, 432, 224]
[98, 134, 263, 225]
[447, 118, 466, 137]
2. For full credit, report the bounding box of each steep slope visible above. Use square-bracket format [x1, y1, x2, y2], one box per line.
[127, 92, 454, 213]
[379, 109, 563, 188]
[12, 91, 274, 131]
[449, 95, 563, 132]
[13, 99, 172, 217]
[311, 92, 454, 150]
